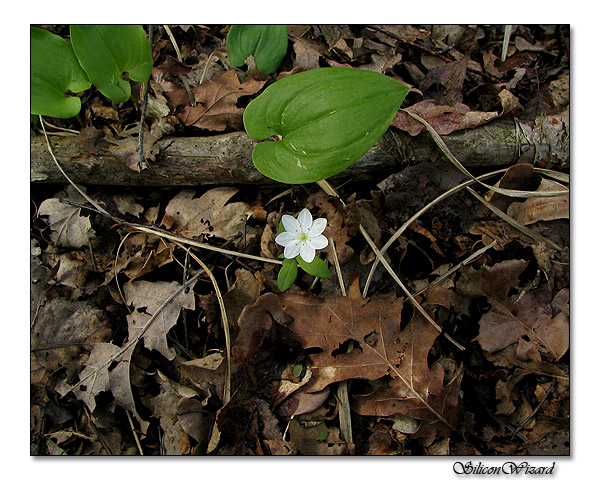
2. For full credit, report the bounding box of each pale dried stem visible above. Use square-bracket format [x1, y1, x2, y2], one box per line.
[362, 169, 509, 297]
[176, 245, 232, 405]
[126, 409, 144, 455]
[501, 25, 513, 62]
[330, 238, 347, 296]
[163, 25, 183, 63]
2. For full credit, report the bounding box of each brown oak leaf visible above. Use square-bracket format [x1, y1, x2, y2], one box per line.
[277, 279, 462, 436]
[177, 70, 266, 131]
[162, 187, 252, 241]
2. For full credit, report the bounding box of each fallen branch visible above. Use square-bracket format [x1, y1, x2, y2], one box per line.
[31, 118, 554, 186]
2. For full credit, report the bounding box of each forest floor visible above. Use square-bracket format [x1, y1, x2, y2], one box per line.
[30, 24, 569, 455]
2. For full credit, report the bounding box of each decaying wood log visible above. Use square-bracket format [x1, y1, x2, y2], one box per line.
[30, 116, 569, 187]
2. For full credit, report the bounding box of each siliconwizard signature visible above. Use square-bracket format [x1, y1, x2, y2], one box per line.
[453, 461, 556, 475]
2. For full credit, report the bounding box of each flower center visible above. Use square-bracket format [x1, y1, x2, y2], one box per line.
[299, 233, 308, 242]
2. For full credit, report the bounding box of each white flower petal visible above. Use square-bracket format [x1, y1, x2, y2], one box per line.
[299, 242, 316, 263]
[275, 231, 299, 246]
[308, 217, 327, 237]
[307, 234, 328, 250]
[282, 215, 300, 234]
[297, 208, 313, 232]
[284, 241, 301, 259]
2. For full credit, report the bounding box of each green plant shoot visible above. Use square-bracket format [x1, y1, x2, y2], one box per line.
[226, 25, 288, 75]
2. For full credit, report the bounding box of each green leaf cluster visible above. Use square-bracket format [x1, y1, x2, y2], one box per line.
[226, 25, 288, 75]
[243, 67, 410, 184]
[31, 25, 153, 119]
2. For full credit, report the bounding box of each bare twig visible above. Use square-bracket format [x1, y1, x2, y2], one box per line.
[511, 379, 556, 440]
[137, 25, 154, 171]
[365, 25, 452, 63]
[59, 198, 283, 266]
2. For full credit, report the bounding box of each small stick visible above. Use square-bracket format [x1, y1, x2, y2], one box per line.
[365, 25, 452, 63]
[137, 25, 154, 171]
[511, 379, 556, 440]
[59, 197, 283, 266]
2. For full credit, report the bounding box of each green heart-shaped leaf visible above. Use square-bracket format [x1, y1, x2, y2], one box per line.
[31, 27, 92, 118]
[297, 256, 332, 279]
[277, 258, 298, 292]
[243, 68, 409, 184]
[227, 25, 288, 74]
[70, 25, 153, 104]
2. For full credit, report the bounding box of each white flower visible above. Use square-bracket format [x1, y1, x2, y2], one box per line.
[275, 208, 328, 263]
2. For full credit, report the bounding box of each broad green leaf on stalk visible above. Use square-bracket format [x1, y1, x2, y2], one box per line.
[31, 27, 92, 118]
[278, 258, 298, 292]
[70, 25, 153, 104]
[243, 68, 410, 184]
[227, 25, 288, 74]
[297, 256, 332, 279]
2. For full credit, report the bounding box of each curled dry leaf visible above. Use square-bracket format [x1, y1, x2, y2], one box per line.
[292, 40, 322, 71]
[117, 233, 174, 281]
[506, 179, 569, 225]
[392, 99, 498, 136]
